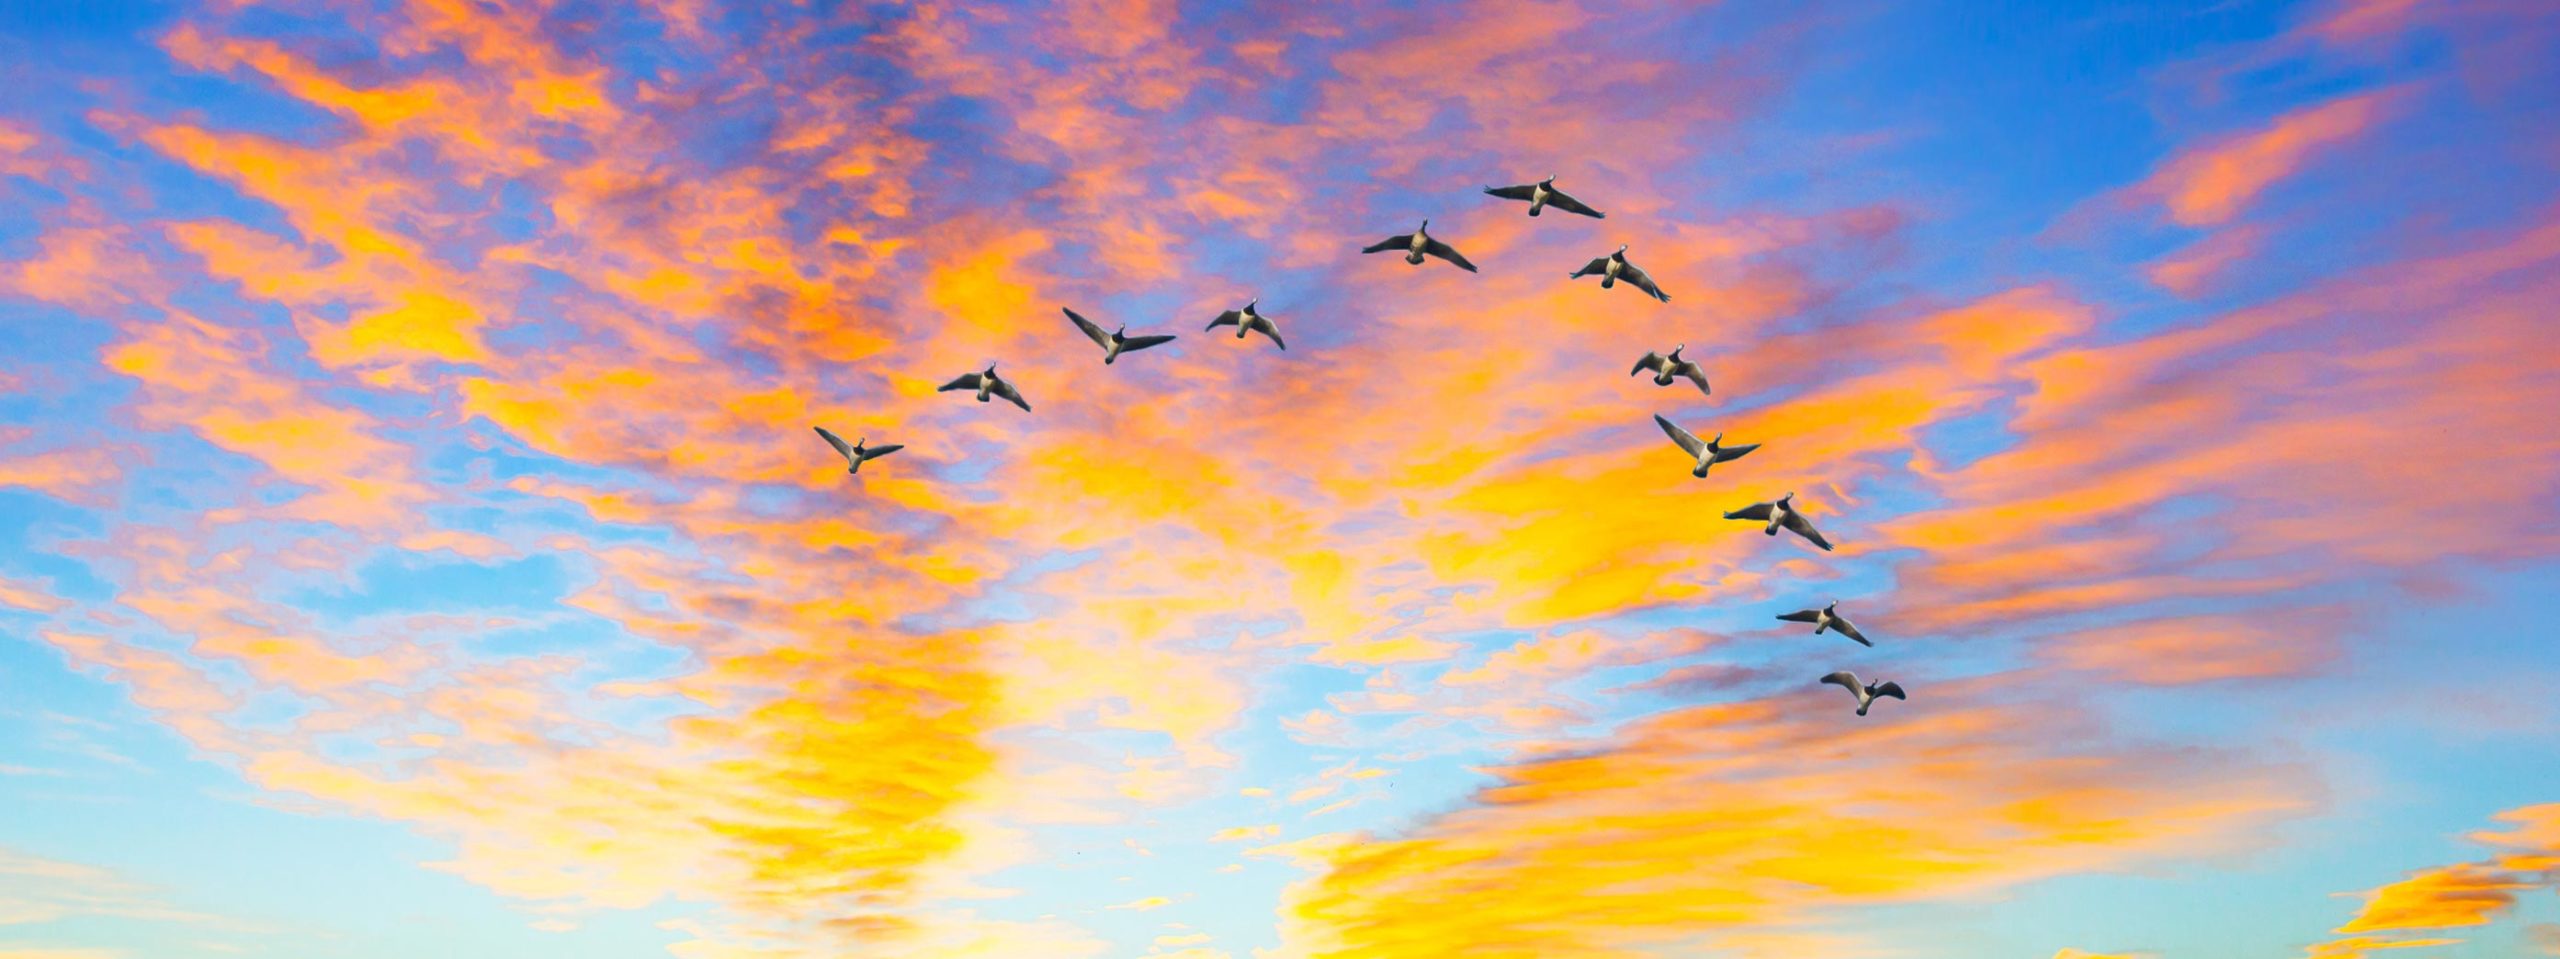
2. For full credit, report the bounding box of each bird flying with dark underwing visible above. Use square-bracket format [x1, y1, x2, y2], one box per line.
[1206, 299, 1287, 351]
[1631, 344, 1710, 396]
[1820, 671, 1906, 716]
[1361, 219, 1478, 272]
[1723, 491, 1834, 551]
[813, 427, 902, 476]
[1064, 307, 1176, 365]
[1569, 245, 1670, 302]
[1653, 414, 1759, 479]
[1483, 174, 1605, 219]
[1778, 601, 1871, 647]
[936, 362, 1030, 411]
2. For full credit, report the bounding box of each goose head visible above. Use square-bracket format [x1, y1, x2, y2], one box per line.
[1615, 244, 1630, 257]
[1708, 431, 1722, 448]
[1418, 219, 1431, 233]
[1246, 297, 1259, 314]
[1778, 491, 1796, 509]
[1544, 173, 1558, 184]
[1113, 324, 1127, 339]
[1669, 343, 1685, 360]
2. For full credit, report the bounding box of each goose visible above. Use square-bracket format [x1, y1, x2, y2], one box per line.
[1820, 671, 1905, 716]
[1777, 601, 1871, 647]
[1569, 245, 1670, 302]
[813, 427, 903, 476]
[1722, 491, 1834, 551]
[1483, 174, 1605, 219]
[936, 362, 1030, 411]
[1206, 299, 1287, 351]
[1361, 220, 1479, 272]
[1631, 344, 1710, 396]
[1065, 307, 1176, 364]
[1652, 414, 1759, 479]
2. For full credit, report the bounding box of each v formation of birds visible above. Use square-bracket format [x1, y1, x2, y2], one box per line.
[813, 174, 1905, 718]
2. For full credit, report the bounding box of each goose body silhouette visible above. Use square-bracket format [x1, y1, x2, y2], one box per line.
[1631, 344, 1710, 396]
[813, 427, 902, 476]
[1484, 175, 1605, 218]
[1066, 307, 1176, 364]
[937, 362, 1030, 411]
[1570, 245, 1669, 302]
[1723, 491, 1834, 551]
[1821, 671, 1905, 716]
[1362, 220, 1479, 272]
[1206, 299, 1287, 350]
[1778, 601, 1871, 647]
[1653, 414, 1759, 479]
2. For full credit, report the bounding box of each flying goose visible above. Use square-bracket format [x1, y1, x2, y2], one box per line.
[936, 362, 1030, 411]
[1777, 601, 1871, 647]
[1653, 414, 1759, 479]
[813, 427, 902, 475]
[1361, 219, 1479, 272]
[1483, 175, 1605, 219]
[1569, 245, 1670, 302]
[1630, 344, 1710, 396]
[1065, 307, 1176, 364]
[1722, 491, 1834, 551]
[1206, 299, 1287, 351]
[1820, 671, 1906, 716]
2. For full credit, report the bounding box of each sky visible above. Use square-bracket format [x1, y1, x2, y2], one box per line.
[1, 0, 2557, 957]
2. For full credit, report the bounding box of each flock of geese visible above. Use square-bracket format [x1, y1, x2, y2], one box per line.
[811, 174, 1906, 718]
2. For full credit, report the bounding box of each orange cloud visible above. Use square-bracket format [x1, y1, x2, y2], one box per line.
[2306, 802, 2560, 956]
[2133, 91, 2398, 227]
[1211, 825, 1283, 843]
[2146, 223, 2266, 296]
[1272, 685, 2312, 959]
[2040, 610, 2343, 686]
[2336, 863, 2530, 933]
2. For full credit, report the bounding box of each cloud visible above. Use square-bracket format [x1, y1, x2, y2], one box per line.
[2307, 804, 2560, 954]
[2130, 90, 2401, 227]
[1270, 681, 2312, 959]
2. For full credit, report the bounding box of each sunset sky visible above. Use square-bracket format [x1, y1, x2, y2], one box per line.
[3, 1, 2558, 957]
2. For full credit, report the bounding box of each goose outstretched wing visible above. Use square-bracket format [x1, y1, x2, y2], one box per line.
[1543, 187, 1604, 219]
[1422, 237, 1478, 272]
[1622, 262, 1671, 302]
[1570, 256, 1610, 278]
[1724, 502, 1776, 522]
[1872, 681, 1905, 701]
[1675, 364, 1712, 396]
[1120, 333, 1176, 353]
[1243, 317, 1287, 350]
[1362, 234, 1413, 254]
[1781, 511, 1835, 551]
[1632, 351, 1670, 376]
[1710, 441, 1759, 464]
[1832, 617, 1872, 647]
[1654, 414, 1705, 458]
[1777, 609, 1823, 624]
[1484, 183, 1539, 201]
[1207, 310, 1243, 330]
[988, 377, 1031, 411]
[814, 426, 857, 462]
[937, 373, 983, 392]
[1064, 308, 1112, 348]
[1820, 671, 1861, 693]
